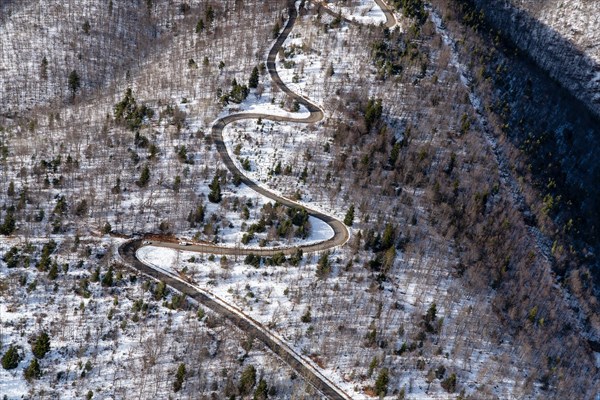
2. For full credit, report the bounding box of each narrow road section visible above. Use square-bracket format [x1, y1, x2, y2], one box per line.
[119, 239, 351, 400]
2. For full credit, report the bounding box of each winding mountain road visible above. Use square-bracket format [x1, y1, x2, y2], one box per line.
[118, 1, 396, 398]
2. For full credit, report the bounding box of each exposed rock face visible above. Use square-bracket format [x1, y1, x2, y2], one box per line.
[472, 0, 600, 116]
[462, 0, 600, 272]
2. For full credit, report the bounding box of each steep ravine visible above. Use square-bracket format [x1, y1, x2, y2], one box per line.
[433, 0, 600, 277]
[424, 7, 600, 382]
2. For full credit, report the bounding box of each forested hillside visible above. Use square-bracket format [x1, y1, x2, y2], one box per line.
[1, 1, 599, 399]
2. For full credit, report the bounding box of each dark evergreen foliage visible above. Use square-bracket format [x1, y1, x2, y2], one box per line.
[24, 358, 41, 380]
[239, 365, 257, 395]
[32, 331, 51, 359]
[114, 88, 154, 131]
[1, 345, 21, 370]
[249, 66, 260, 88]
[374, 368, 389, 396]
[344, 205, 355, 226]
[68, 70, 81, 96]
[208, 175, 222, 203]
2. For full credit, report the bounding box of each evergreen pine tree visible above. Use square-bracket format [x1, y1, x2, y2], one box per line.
[0, 210, 16, 235]
[91, 267, 100, 282]
[344, 205, 355, 226]
[441, 373, 457, 392]
[68, 70, 81, 98]
[24, 358, 41, 380]
[239, 365, 257, 395]
[195, 19, 205, 33]
[101, 266, 114, 287]
[173, 363, 186, 392]
[102, 222, 112, 234]
[249, 66, 259, 89]
[326, 62, 335, 77]
[32, 331, 51, 359]
[208, 175, 222, 203]
[272, 21, 280, 39]
[389, 141, 401, 165]
[316, 251, 331, 279]
[7, 181, 15, 197]
[205, 5, 214, 25]
[300, 166, 308, 183]
[173, 175, 182, 193]
[48, 261, 59, 280]
[374, 368, 389, 396]
[154, 281, 167, 300]
[364, 98, 383, 132]
[380, 223, 395, 250]
[137, 165, 150, 187]
[40, 57, 48, 80]
[253, 378, 268, 400]
[301, 306, 312, 323]
[1, 345, 21, 370]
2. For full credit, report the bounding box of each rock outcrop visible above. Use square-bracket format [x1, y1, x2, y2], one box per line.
[472, 0, 600, 116]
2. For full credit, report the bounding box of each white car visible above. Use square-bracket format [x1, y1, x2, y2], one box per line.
[143, 241, 151, 245]
[179, 241, 190, 246]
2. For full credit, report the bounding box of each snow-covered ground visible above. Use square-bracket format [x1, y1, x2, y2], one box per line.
[136, 244, 396, 399]
[319, 0, 388, 26]
[135, 236, 524, 399]
[219, 96, 311, 120]
[0, 235, 318, 399]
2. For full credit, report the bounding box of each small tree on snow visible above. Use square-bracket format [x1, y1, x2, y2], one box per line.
[272, 21, 280, 39]
[68, 70, 81, 98]
[326, 62, 335, 77]
[249, 66, 259, 89]
[0, 210, 16, 235]
[344, 205, 355, 226]
[316, 251, 331, 279]
[254, 378, 268, 400]
[205, 5, 215, 25]
[101, 266, 114, 287]
[40, 57, 48, 80]
[173, 363, 186, 392]
[1, 345, 21, 370]
[82, 20, 91, 34]
[374, 368, 389, 396]
[24, 358, 41, 381]
[239, 365, 257, 395]
[32, 331, 51, 359]
[195, 18, 204, 33]
[441, 373, 457, 393]
[101, 222, 112, 234]
[301, 306, 312, 323]
[137, 165, 150, 187]
[208, 175, 222, 203]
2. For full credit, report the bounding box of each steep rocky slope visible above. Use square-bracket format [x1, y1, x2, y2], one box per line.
[464, 0, 600, 116]
[432, 0, 600, 276]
